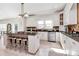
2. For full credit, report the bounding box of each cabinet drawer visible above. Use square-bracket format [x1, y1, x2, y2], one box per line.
[71, 40, 79, 49]
[64, 38, 72, 49]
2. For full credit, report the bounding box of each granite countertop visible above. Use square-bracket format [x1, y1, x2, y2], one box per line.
[7, 33, 28, 39]
[27, 33, 37, 35]
[36, 29, 59, 32]
[61, 32, 79, 42]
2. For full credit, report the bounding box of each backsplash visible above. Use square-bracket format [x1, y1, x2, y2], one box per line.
[67, 24, 79, 32]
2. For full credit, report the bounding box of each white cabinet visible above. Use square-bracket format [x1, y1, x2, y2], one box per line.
[48, 32, 60, 42]
[64, 4, 70, 25]
[69, 4, 77, 25]
[64, 36, 72, 55]
[28, 35, 40, 54]
[37, 31, 62, 42]
[63, 3, 75, 25]
[37, 32, 48, 40]
[56, 32, 60, 42]
[60, 33, 79, 56]
[64, 3, 79, 25]
[69, 38, 79, 55]
[60, 33, 73, 55]
[60, 33, 66, 49]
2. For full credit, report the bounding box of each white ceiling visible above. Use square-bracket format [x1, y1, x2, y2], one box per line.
[0, 3, 66, 19]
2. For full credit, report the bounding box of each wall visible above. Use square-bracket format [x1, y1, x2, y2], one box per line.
[33, 14, 59, 41]
[26, 13, 60, 28]
[26, 16, 37, 27]
[0, 18, 23, 32]
[0, 12, 60, 32]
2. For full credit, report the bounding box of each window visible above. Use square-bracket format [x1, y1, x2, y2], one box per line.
[0, 24, 6, 32]
[37, 20, 53, 29]
[37, 20, 44, 29]
[0, 24, 7, 34]
[45, 20, 53, 29]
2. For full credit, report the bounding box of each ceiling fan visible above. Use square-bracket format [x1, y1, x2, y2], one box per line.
[18, 3, 35, 18]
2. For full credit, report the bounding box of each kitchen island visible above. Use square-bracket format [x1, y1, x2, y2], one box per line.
[6, 32, 40, 54]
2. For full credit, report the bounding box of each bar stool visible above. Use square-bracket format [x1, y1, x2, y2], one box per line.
[21, 39, 27, 52]
[6, 37, 12, 49]
[12, 38, 17, 50]
[16, 38, 22, 51]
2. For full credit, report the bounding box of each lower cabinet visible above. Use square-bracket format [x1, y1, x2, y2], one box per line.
[60, 33, 66, 49]
[28, 35, 40, 54]
[48, 32, 60, 42]
[70, 38, 79, 56]
[37, 32, 48, 41]
[37, 32, 60, 42]
[60, 33, 79, 56]
[63, 37, 72, 55]
[56, 32, 60, 42]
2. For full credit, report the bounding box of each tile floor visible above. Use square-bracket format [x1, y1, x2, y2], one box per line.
[0, 40, 67, 56]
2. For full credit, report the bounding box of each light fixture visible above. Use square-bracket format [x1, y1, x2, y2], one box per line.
[24, 14, 29, 17]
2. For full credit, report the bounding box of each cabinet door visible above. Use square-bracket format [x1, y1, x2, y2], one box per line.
[37, 32, 41, 40]
[48, 32, 56, 41]
[70, 39, 79, 55]
[56, 32, 60, 42]
[60, 33, 79, 56]
[60, 33, 65, 49]
[38, 32, 48, 40]
[64, 3, 74, 25]
[64, 36, 79, 56]
[64, 37, 72, 55]
[42, 32, 48, 40]
[28, 35, 40, 54]
[69, 3, 77, 24]
[60, 33, 72, 55]
[28, 35, 35, 53]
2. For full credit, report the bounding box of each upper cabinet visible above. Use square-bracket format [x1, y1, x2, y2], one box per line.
[69, 4, 77, 25]
[63, 3, 79, 25]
